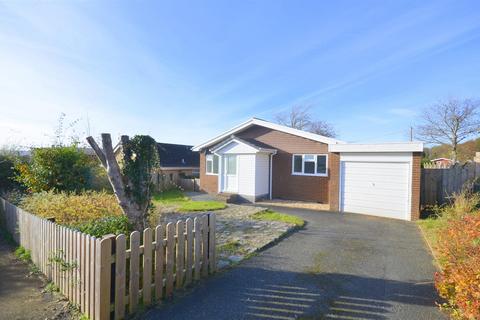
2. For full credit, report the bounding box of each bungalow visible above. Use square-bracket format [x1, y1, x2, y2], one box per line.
[192, 118, 423, 221]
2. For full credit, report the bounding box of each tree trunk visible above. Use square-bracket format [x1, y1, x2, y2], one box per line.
[87, 134, 145, 230]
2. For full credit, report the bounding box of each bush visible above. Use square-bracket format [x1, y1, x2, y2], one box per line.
[72, 215, 132, 237]
[431, 191, 480, 319]
[0, 152, 24, 194]
[435, 213, 480, 319]
[19, 190, 122, 225]
[15, 146, 92, 193]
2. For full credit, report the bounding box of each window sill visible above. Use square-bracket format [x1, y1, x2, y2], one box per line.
[292, 173, 328, 177]
[205, 173, 219, 176]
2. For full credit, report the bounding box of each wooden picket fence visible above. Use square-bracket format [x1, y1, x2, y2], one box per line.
[0, 198, 216, 320]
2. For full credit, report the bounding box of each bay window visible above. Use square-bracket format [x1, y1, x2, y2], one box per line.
[206, 154, 219, 175]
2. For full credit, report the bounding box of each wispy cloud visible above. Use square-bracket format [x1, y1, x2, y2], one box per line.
[388, 108, 418, 117]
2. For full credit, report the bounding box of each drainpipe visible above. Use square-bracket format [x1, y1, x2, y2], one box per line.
[269, 152, 276, 200]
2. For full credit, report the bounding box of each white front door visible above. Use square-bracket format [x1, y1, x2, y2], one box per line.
[223, 155, 238, 193]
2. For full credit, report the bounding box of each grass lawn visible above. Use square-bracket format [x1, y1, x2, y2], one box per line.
[152, 189, 226, 212]
[252, 209, 305, 227]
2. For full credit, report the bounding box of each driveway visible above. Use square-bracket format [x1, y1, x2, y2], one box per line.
[143, 207, 446, 320]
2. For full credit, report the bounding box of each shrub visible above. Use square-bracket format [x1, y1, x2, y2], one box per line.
[72, 215, 132, 237]
[15, 145, 92, 193]
[19, 190, 122, 225]
[0, 151, 25, 194]
[435, 213, 480, 319]
[430, 190, 480, 319]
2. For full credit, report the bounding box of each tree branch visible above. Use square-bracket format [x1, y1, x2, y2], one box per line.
[86, 136, 107, 168]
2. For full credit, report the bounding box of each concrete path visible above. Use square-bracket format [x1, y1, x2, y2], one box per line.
[143, 207, 446, 320]
[0, 229, 71, 320]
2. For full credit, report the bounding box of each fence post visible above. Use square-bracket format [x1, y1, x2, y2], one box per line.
[95, 234, 114, 320]
[208, 213, 216, 273]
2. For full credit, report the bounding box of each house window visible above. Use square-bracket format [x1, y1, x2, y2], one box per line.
[226, 155, 237, 175]
[206, 154, 219, 175]
[292, 154, 328, 176]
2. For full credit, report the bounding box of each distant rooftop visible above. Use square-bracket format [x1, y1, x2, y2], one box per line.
[157, 143, 199, 168]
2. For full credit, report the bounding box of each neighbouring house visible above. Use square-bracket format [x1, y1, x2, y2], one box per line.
[430, 157, 454, 167]
[115, 142, 200, 190]
[154, 143, 200, 189]
[193, 118, 423, 221]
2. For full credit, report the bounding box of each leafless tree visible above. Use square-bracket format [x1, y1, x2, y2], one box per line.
[274, 105, 337, 137]
[415, 98, 480, 161]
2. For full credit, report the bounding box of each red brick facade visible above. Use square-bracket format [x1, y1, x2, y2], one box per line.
[237, 126, 332, 203]
[410, 152, 422, 220]
[199, 152, 218, 194]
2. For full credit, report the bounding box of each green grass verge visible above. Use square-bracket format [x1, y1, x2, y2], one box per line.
[152, 189, 226, 212]
[417, 217, 446, 261]
[178, 201, 226, 212]
[252, 209, 305, 227]
[152, 189, 189, 204]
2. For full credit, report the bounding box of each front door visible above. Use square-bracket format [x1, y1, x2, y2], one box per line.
[223, 155, 238, 193]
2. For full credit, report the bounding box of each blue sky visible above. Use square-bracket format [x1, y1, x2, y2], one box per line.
[1, 0, 479, 147]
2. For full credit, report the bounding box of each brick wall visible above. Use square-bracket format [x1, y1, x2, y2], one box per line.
[199, 152, 218, 194]
[328, 152, 340, 211]
[411, 152, 422, 220]
[237, 125, 331, 203]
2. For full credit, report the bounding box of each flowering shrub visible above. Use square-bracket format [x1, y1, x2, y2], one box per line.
[433, 191, 480, 319]
[20, 190, 122, 225]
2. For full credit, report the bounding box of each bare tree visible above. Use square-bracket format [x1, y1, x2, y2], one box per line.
[415, 98, 480, 161]
[274, 105, 337, 137]
[87, 133, 158, 230]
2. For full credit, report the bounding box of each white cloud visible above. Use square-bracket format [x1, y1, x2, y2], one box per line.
[388, 108, 418, 117]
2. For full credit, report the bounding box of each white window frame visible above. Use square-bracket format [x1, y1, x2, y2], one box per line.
[206, 154, 219, 175]
[291, 154, 328, 177]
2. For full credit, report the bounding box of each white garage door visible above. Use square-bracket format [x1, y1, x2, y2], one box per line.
[340, 161, 410, 220]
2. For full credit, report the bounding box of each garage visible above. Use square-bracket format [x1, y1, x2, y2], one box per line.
[329, 143, 423, 221]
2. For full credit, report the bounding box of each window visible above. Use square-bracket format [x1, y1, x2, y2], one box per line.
[226, 155, 237, 175]
[292, 154, 328, 176]
[206, 154, 219, 175]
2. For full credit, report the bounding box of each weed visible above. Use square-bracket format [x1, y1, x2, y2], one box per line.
[15, 246, 31, 262]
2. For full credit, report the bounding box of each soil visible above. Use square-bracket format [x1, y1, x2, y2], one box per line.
[0, 229, 74, 320]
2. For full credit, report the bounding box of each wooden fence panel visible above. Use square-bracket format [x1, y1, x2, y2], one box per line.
[143, 228, 153, 306]
[176, 220, 185, 289]
[114, 234, 126, 320]
[185, 218, 193, 285]
[0, 198, 216, 320]
[154, 224, 164, 301]
[165, 222, 175, 297]
[421, 162, 480, 207]
[129, 231, 140, 314]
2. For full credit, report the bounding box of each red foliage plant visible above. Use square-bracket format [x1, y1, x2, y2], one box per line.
[435, 213, 480, 319]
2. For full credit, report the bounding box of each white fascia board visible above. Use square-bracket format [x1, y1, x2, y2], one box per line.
[329, 142, 424, 153]
[192, 117, 343, 151]
[211, 137, 276, 154]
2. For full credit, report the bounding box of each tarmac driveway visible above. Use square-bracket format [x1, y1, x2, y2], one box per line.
[143, 207, 446, 320]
